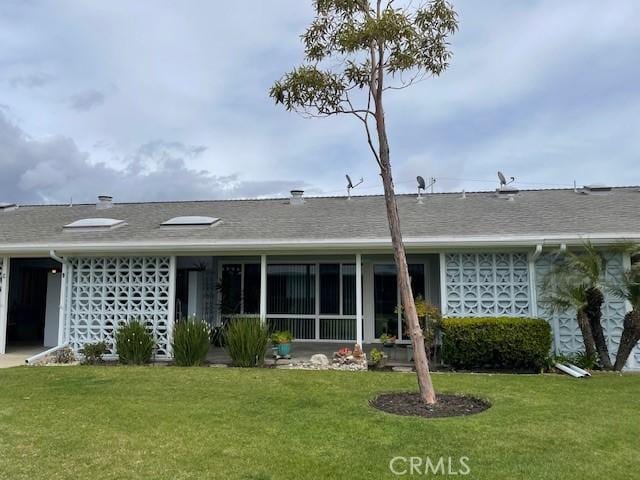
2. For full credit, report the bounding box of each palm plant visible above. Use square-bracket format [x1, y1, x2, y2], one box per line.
[541, 243, 612, 369]
[608, 264, 640, 370]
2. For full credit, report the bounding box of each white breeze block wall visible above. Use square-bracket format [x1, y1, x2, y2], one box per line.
[534, 251, 627, 356]
[66, 256, 172, 357]
[445, 253, 531, 317]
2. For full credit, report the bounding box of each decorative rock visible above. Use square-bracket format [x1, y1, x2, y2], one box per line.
[310, 354, 330, 366]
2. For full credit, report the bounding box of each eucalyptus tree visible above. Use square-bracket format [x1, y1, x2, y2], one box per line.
[541, 244, 612, 369]
[608, 263, 640, 370]
[270, 0, 458, 404]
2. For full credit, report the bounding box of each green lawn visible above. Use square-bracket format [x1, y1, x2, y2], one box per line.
[0, 367, 638, 479]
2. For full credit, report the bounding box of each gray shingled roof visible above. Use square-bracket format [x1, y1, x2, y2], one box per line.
[1, 187, 639, 253]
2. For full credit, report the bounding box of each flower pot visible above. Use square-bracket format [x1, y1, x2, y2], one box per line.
[276, 342, 291, 357]
[406, 345, 414, 362]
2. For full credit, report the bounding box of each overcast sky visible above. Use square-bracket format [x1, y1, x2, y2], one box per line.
[0, 0, 638, 204]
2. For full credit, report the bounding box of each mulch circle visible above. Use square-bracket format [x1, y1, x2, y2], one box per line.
[370, 392, 490, 418]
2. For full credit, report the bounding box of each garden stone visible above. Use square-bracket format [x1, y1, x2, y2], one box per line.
[310, 354, 329, 366]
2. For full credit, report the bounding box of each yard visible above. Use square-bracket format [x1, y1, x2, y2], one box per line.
[0, 367, 637, 479]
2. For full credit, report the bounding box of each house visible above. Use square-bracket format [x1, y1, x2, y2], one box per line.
[0, 186, 639, 369]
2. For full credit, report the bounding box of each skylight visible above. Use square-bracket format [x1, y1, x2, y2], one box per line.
[161, 216, 219, 228]
[64, 218, 126, 231]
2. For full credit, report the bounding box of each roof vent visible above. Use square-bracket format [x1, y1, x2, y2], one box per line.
[96, 195, 113, 210]
[0, 202, 18, 212]
[290, 189, 305, 206]
[582, 184, 612, 195]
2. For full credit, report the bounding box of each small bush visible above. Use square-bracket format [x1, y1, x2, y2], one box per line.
[115, 319, 155, 365]
[369, 348, 385, 367]
[224, 317, 269, 367]
[54, 346, 76, 364]
[82, 341, 108, 365]
[441, 317, 552, 371]
[172, 318, 211, 366]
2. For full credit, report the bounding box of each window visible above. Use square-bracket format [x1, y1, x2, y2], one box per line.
[373, 263, 427, 339]
[267, 264, 316, 315]
[220, 264, 242, 315]
[342, 264, 356, 316]
[319, 264, 340, 314]
[243, 264, 261, 314]
[220, 263, 260, 315]
[161, 216, 219, 228]
[64, 218, 125, 230]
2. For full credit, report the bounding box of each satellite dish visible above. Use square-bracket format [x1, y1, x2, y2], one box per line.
[417, 176, 426, 190]
[498, 171, 515, 189]
[345, 174, 363, 198]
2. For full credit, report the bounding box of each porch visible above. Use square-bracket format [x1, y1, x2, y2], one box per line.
[176, 253, 442, 346]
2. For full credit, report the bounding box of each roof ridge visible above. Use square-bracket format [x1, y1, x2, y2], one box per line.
[7, 185, 640, 208]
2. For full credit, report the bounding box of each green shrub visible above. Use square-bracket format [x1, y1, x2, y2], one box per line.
[172, 318, 211, 366]
[115, 319, 155, 365]
[441, 317, 552, 371]
[82, 341, 108, 365]
[53, 346, 76, 364]
[224, 317, 269, 367]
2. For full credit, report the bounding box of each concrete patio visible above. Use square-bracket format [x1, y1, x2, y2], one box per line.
[0, 345, 46, 368]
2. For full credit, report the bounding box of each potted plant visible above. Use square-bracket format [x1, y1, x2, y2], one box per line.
[271, 330, 294, 357]
[379, 333, 396, 347]
[368, 348, 385, 369]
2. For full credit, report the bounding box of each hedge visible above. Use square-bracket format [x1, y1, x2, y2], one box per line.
[441, 317, 552, 371]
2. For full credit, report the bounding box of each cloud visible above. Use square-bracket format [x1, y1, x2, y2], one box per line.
[0, 112, 303, 204]
[68, 89, 106, 112]
[0, 0, 638, 200]
[9, 72, 53, 89]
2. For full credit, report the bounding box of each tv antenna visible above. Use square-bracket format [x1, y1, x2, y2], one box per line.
[417, 175, 436, 201]
[346, 174, 363, 199]
[497, 171, 515, 190]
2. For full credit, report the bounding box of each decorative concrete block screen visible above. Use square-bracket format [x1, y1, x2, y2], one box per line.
[445, 253, 531, 316]
[535, 252, 626, 356]
[66, 256, 172, 357]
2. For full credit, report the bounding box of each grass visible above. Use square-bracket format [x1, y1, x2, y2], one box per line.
[0, 367, 638, 479]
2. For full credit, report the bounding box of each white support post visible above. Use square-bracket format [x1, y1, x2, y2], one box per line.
[259, 254, 267, 324]
[57, 262, 68, 346]
[167, 256, 177, 357]
[0, 257, 9, 355]
[439, 252, 448, 316]
[356, 253, 363, 346]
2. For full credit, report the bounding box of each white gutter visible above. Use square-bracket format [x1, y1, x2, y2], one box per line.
[532, 244, 543, 260]
[1, 233, 639, 255]
[49, 250, 68, 347]
[25, 343, 69, 365]
[49, 249, 64, 264]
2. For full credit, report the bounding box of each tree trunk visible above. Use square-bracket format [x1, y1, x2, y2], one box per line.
[585, 287, 612, 369]
[614, 310, 640, 371]
[374, 97, 436, 405]
[576, 309, 597, 360]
